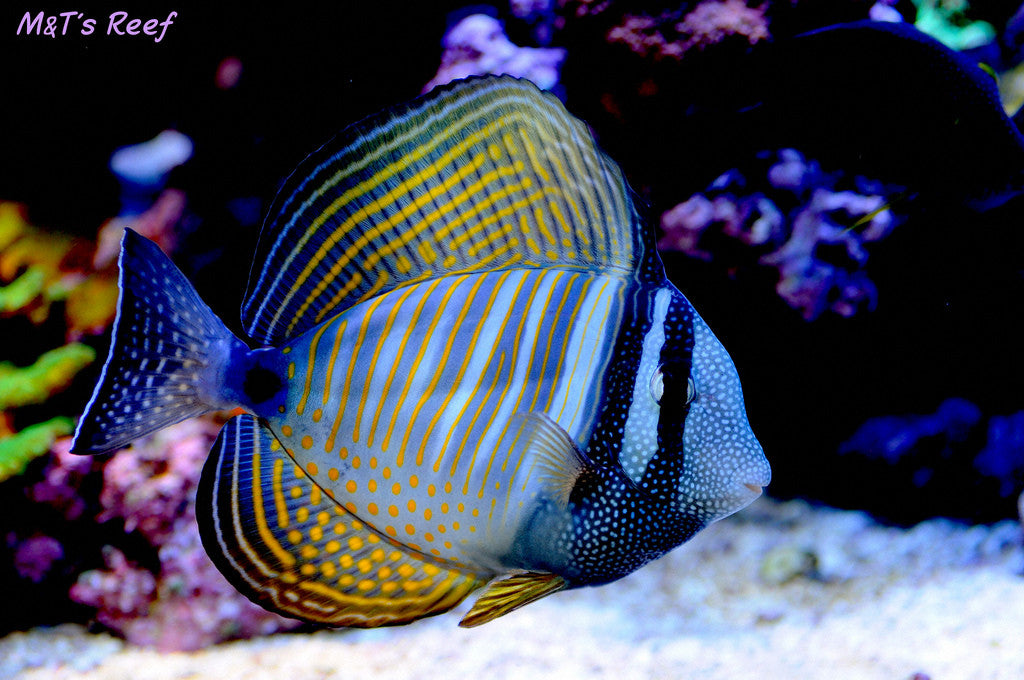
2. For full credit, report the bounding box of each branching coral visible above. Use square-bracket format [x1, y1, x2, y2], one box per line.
[0, 186, 188, 485]
[3, 130, 298, 646]
[659, 149, 903, 320]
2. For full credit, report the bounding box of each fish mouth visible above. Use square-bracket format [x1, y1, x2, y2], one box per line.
[743, 483, 764, 494]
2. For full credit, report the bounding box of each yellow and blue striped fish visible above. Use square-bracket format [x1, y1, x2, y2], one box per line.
[72, 76, 770, 628]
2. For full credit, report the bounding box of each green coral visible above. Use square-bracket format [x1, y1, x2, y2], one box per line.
[0, 344, 95, 481]
[0, 268, 47, 315]
[0, 202, 113, 483]
[0, 344, 96, 410]
[0, 417, 74, 482]
[913, 0, 996, 51]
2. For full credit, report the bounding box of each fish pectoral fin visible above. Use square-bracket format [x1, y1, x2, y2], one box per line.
[458, 572, 568, 628]
[197, 415, 488, 627]
[524, 412, 595, 510]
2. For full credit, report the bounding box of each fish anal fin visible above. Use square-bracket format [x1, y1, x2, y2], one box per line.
[524, 412, 594, 510]
[197, 415, 488, 627]
[459, 571, 567, 628]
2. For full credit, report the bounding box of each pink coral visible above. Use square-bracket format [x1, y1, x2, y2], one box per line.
[96, 418, 217, 544]
[93, 189, 185, 270]
[70, 416, 300, 650]
[607, 1, 768, 60]
[71, 547, 157, 621]
[29, 437, 99, 520]
[72, 517, 299, 652]
[676, 0, 769, 53]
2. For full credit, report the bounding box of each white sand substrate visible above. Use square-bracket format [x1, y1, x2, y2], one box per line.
[4, 498, 1023, 680]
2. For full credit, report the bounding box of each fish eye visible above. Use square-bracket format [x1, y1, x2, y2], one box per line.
[651, 365, 697, 406]
[650, 367, 665, 403]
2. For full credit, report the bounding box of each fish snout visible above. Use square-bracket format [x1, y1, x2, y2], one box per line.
[733, 453, 771, 502]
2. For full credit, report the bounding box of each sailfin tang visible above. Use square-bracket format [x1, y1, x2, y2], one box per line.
[197, 415, 488, 627]
[242, 75, 651, 345]
[71, 229, 245, 455]
[458, 572, 567, 628]
[525, 412, 593, 510]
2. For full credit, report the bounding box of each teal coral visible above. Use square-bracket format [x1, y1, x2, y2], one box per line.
[0, 417, 74, 482]
[913, 0, 995, 51]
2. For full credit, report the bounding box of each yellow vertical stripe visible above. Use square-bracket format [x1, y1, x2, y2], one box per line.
[297, 321, 332, 416]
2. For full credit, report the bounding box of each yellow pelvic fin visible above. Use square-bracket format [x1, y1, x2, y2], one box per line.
[524, 411, 592, 510]
[458, 571, 568, 628]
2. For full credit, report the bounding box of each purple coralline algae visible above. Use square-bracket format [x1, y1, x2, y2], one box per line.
[95, 418, 218, 544]
[13, 535, 64, 583]
[28, 436, 99, 521]
[659, 148, 903, 320]
[423, 13, 566, 93]
[68, 418, 300, 650]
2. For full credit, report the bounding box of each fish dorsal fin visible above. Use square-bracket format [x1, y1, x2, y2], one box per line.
[524, 412, 594, 510]
[459, 571, 567, 628]
[242, 75, 647, 345]
[197, 415, 487, 627]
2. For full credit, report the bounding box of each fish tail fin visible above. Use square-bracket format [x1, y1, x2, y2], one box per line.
[71, 229, 248, 455]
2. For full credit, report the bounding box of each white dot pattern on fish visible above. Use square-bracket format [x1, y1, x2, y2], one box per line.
[677, 316, 767, 519]
[86, 238, 235, 443]
[618, 287, 672, 483]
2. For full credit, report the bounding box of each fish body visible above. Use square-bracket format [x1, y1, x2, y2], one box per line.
[72, 76, 769, 627]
